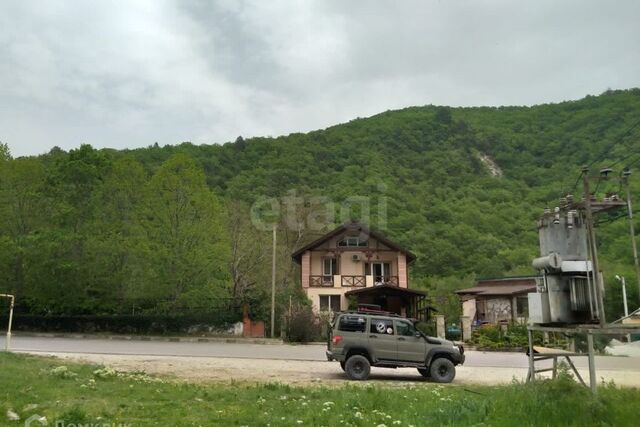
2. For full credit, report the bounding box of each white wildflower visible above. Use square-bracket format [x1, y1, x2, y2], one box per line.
[48, 366, 77, 379]
[6, 410, 19, 421]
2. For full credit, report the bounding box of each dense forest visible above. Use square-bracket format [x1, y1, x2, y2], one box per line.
[1, 88, 639, 325]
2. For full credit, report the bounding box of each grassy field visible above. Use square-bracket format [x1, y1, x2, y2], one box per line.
[1, 353, 639, 426]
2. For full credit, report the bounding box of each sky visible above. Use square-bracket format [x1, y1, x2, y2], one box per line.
[1, 1, 639, 157]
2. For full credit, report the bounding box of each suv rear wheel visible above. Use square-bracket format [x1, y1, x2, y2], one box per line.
[344, 355, 370, 380]
[429, 357, 456, 383]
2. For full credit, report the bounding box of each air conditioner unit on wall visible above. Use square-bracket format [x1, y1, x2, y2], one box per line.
[352, 254, 361, 262]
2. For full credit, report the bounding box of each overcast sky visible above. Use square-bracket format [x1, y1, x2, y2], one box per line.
[1, 1, 639, 157]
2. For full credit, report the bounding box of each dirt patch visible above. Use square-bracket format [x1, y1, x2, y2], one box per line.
[26, 351, 640, 388]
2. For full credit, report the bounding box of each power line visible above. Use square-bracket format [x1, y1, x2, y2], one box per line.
[610, 148, 640, 168]
[562, 119, 640, 197]
[587, 118, 640, 168]
[622, 153, 640, 170]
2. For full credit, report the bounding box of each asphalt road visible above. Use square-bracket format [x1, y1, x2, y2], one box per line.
[2, 335, 639, 371]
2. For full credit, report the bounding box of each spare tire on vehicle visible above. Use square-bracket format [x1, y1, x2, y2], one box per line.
[429, 357, 456, 383]
[344, 355, 371, 380]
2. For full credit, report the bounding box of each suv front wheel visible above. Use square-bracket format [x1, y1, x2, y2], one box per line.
[429, 357, 456, 383]
[344, 355, 371, 380]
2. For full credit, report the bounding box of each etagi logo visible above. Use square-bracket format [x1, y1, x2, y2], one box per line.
[24, 415, 47, 426]
[25, 415, 131, 427]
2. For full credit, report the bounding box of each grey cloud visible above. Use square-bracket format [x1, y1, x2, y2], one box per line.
[0, 0, 638, 157]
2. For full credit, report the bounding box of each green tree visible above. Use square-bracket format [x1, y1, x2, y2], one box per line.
[138, 154, 230, 311]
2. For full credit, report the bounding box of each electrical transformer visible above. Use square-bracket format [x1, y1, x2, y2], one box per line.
[528, 204, 600, 324]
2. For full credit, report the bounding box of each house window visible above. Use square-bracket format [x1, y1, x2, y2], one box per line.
[338, 236, 368, 247]
[516, 296, 529, 317]
[369, 262, 391, 285]
[322, 257, 337, 283]
[319, 295, 341, 312]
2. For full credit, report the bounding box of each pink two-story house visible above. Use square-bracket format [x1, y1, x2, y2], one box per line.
[292, 222, 428, 319]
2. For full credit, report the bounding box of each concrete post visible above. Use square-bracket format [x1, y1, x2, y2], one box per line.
[435, 315, 445, 339]
[460, 316, 472, 342]
[587, 333, 597, 393]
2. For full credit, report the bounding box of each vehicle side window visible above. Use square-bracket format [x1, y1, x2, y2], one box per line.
[395, 320, 416, 337]
[338, 315, 367, 332]
[370, 318, 394, 335]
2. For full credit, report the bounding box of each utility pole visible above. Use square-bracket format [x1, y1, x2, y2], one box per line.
[583, 168, 607, 326]
[270, 223, 277, 338]
[615, 275, 631, 342]
[0, 294, 14, 352]
[623, 169, 640, 304]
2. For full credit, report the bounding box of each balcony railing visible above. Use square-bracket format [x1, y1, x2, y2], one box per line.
[373, 276, 399, 286]
[309, 275, 400, 288]
[310, 275, 334, 287]
[341, 275, 366, 287]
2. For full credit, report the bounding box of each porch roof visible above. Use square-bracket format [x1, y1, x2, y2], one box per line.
[456, 283, 536, 297]
[456, 276, 538, 297]
[291, 221, 416, 264]
[344, 284, 426, 298]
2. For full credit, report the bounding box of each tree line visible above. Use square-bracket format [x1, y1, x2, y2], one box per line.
[1, 88, 639, 322]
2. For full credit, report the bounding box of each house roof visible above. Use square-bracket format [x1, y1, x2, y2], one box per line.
[344, 284, 426, 298]
[456, 276, 538, 297]
[291, 222, 416, 264]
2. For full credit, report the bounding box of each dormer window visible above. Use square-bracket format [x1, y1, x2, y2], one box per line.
[338, 236, 368, 247]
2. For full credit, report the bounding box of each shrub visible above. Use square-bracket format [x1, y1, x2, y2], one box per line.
[415, 321, 436, 337]
[284, 305, 323, 343]
[470, 323, 543, 350]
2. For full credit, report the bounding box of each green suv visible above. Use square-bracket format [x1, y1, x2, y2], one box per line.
[326, 311, 465, 382]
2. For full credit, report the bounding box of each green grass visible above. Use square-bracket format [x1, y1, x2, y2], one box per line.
[1, 353, 639, 426]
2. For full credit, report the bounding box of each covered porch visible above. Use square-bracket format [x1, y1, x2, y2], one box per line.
[344, 285, 432, 322]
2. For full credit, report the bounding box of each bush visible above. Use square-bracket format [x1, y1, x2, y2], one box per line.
[283, 305, 323, 343]
[415, 320, 436, 337]
[470, 323, 544, 350]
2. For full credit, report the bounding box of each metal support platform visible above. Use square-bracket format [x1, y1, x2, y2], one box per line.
[526, 345, 588, 387]
[527, 324, 640, 393]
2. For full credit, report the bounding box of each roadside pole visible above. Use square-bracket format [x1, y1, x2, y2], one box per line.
[271, 224, 277, 338]
[621, 276, 629, 320]
[587, 333, 597, 393]
[0, 294, 14, 352]
[616, 275, 631, 342]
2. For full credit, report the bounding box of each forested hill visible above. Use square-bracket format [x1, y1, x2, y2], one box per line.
[1, 88, 639, 318]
